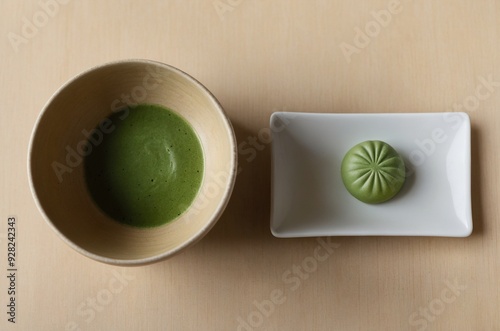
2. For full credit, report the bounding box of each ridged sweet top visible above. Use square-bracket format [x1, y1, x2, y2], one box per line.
[341, 140, 406, 204]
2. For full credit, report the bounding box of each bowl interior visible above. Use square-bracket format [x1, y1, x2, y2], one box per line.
[29, 61, 236, 265]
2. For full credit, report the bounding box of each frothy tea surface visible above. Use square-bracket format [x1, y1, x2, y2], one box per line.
[84, 104, 204, 227]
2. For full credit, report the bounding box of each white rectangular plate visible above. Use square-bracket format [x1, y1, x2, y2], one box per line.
[270, 112, 472, 237]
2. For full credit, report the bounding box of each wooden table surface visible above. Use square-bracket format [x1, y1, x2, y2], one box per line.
[1, 1, 499, 330]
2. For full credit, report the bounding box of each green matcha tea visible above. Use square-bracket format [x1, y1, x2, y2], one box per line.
[84, 104, 204, 227]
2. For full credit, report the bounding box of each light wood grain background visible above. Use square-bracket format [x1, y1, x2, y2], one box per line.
[1, 1, 499, 330]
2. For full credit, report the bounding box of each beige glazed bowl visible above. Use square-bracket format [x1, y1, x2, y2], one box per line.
[28, 60, 237, 266]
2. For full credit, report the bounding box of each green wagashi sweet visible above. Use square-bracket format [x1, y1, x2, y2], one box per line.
[341, 140, 405, 204]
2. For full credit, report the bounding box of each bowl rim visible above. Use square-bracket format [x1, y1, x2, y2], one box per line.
[27, 59, 238, 266]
